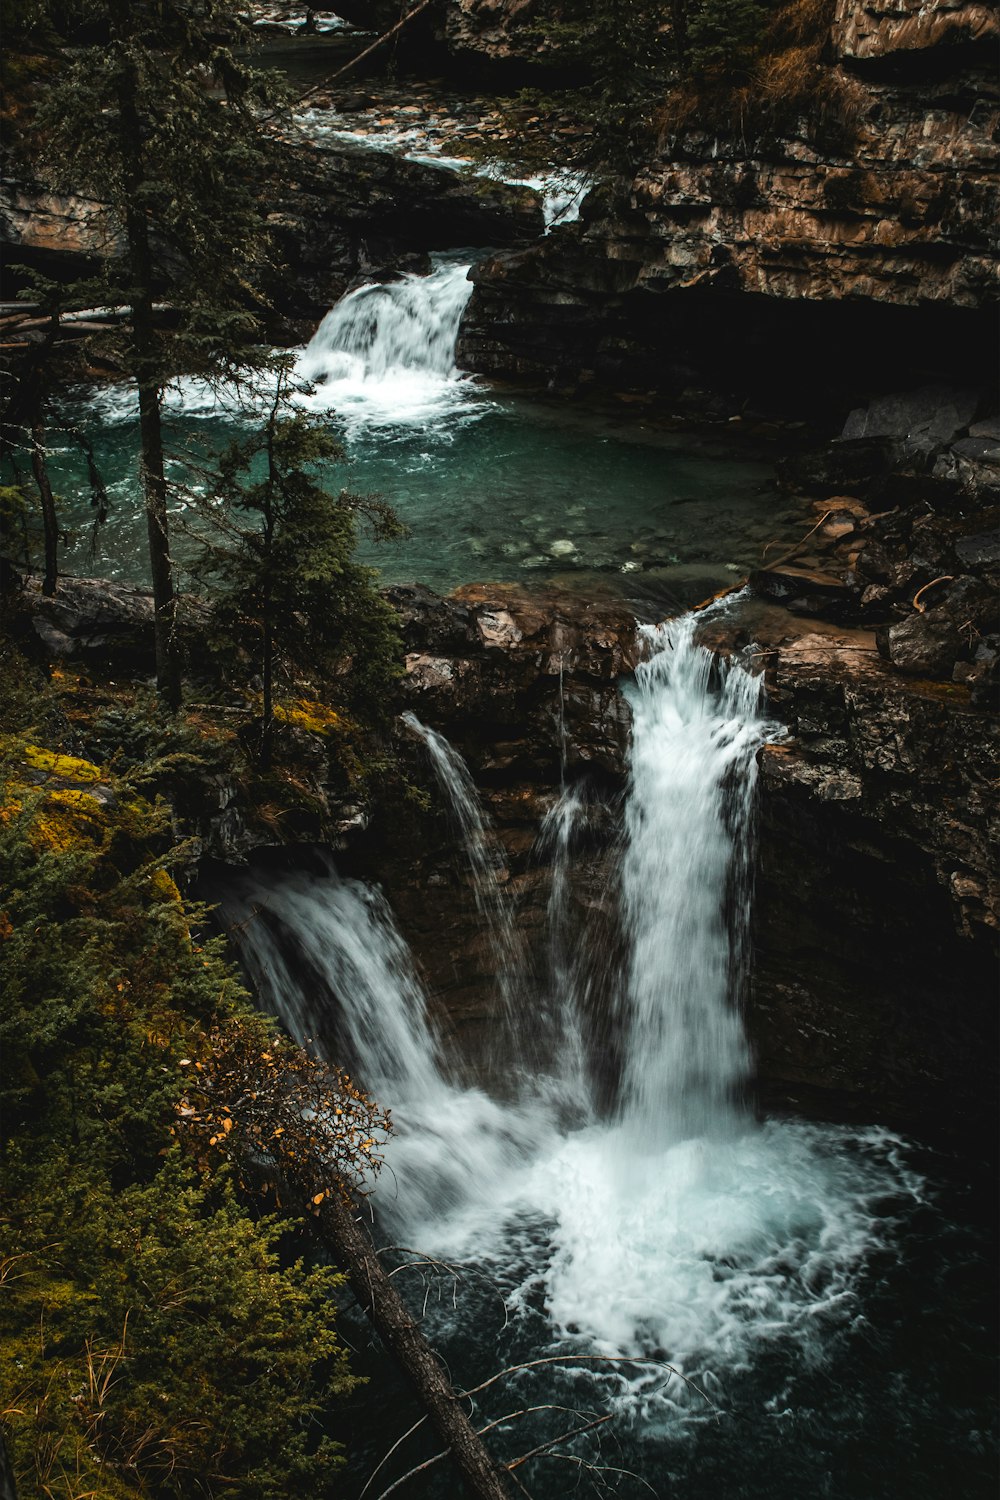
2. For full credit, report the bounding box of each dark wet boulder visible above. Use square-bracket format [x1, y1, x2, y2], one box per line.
[17, 575, 212, 671]
[876, 576, 995, 678]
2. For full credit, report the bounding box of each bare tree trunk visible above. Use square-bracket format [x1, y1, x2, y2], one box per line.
[671, 0, 689, 60]
[0, 1424, 17, 1500]
[316, 1192, 516, 1500]
[31, 421, 59, 597]
[136, 375, 181, 708]
[114, 20, 182, 709]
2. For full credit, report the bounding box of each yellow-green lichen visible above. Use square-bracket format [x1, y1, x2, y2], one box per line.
[272, 698, 345, 736]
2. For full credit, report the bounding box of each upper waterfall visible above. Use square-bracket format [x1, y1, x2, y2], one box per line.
[295, 259, 478, 428]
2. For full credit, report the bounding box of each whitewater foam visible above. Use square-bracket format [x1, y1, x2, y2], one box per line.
[216, 619, 925, 1420]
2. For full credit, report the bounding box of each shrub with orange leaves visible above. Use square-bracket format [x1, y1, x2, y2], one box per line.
[175, 1020, 392, 1210]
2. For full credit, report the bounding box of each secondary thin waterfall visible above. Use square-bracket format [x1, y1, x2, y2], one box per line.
[212, 864, 442, 1100]
[534, 783, 592, 1110]
[403, 710, 526, 1039]
[212, 857, 545, 1228]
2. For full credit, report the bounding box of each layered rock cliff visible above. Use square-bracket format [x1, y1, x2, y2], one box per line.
[458, 0, 999, 411]
[0, 139, 542, 333]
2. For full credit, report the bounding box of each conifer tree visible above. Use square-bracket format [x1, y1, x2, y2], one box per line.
[205, 385, 405, 767]
[37, 0, 288, 707]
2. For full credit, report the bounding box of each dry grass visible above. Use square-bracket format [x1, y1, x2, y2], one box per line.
[659, 0, 869, 155]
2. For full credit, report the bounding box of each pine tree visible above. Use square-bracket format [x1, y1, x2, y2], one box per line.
[204, 386, 405, 767]
[36, 0, 289, 707]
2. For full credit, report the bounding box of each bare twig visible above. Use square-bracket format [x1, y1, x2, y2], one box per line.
[506, 1411, 614, 1471]
[531, 1450, 660, 1497]
[760, 508, 835, 568]
[374, 1446, 452, 1500]
[912, 575, 954, 613]
[359, 1414, 432, 1500]
[461, 1353, 716, 1415]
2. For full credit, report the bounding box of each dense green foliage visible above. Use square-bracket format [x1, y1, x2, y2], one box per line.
[4, 1, 293, 702]
[0, 715, 364, 1497]
[687, 0, 769, 71]
[35, 2, 287, 379]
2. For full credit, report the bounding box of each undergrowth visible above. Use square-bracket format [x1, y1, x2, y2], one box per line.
[661, 0, 869, 155]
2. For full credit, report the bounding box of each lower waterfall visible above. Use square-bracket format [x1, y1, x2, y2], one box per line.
[215, 622, 925, 1409]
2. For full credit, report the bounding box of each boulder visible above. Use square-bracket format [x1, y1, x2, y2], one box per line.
[839, 386, 979, 446]
[877, 575, 995, 676]
[19, 575, 212, 671]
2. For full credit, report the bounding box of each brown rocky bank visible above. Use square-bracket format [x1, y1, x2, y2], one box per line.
[457, 0, 999, 413]
[374, 569, 998, 1140]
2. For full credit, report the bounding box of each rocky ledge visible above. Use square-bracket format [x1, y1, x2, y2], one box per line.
[457, 0, 998, 411]
[0, 136, 543, 334]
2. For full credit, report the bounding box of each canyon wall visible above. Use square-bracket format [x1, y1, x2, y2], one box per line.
[457, 0, 999, 411]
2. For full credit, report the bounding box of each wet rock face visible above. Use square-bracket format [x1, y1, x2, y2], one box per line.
[345, 580, 636, 1079]
[268, 139, 543, 325]
[388, 580, 637, 781]
[749, 628, 998, 1136]
[458, 0, 999, 409]
[0, 139, 543, 324]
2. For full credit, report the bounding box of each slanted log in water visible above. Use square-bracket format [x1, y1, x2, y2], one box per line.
[178, 1023, 514, 1500]
[314, 1189, 517, 1500]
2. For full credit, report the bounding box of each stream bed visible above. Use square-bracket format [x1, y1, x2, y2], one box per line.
[48, 259, 796, 616]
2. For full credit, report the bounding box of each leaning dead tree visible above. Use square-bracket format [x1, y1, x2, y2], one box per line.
[177, 1023, 517, 1500]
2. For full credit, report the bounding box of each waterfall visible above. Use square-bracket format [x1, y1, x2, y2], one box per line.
[294, 259, 478, 428]
[403, 711, 526, 1043]
[212, 861, 442, 1100]
[534, 783, 592, 1112]
[213, 616, 920, 1404]
[212, 856, 546, 1229]
[619, 616, 769, 1141]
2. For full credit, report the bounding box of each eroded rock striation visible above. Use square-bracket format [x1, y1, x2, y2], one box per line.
[458, 0, 999, 409]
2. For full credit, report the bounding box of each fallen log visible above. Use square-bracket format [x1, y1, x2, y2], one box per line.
[177, 1024, 517, 1500]
[315, 1191, 517, 1500]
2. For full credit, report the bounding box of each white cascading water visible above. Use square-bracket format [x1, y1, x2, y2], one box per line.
[216, 618, 922, 1409]
[79, 259, 482, 434]
[402, 710, 526, 1047]
[214, 859, 548, 1228]
[617, 617, 763, 1143]
[294, 259, 478, 429]
[534, 782, 592, 1111]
